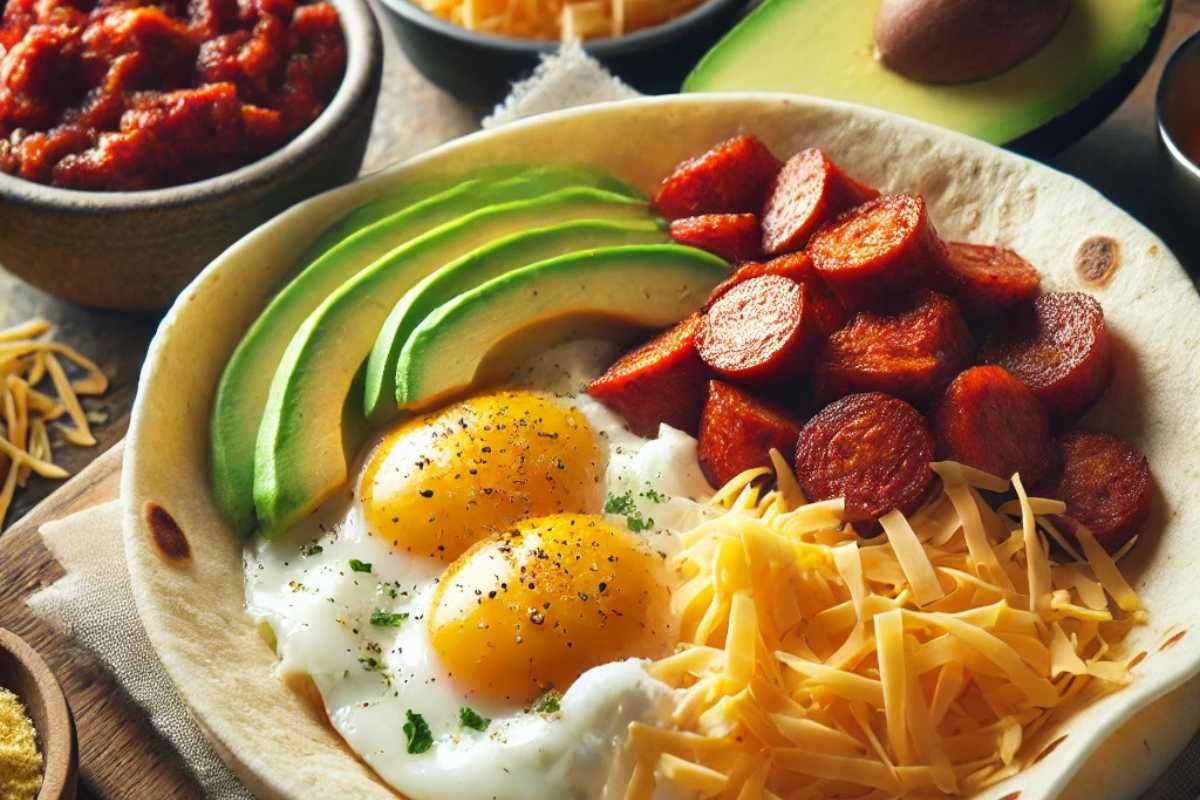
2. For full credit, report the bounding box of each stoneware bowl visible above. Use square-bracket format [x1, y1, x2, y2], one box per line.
[0, 0, 383, 312]
[0, 629, 77, 800]
[376, 0, 749, 106]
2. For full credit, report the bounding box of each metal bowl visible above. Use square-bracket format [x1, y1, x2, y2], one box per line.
[1156, 28, 1200, 207]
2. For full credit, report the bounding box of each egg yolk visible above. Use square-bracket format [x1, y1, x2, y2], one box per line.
[359, 391, 605, 562]
[427, 513, 675, 705]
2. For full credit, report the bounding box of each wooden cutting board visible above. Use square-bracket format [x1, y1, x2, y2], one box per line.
[0, 441, 203, 800]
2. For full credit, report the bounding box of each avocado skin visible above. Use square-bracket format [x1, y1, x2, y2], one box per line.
[211, 166, 641, 535]
[1006, 0, 1171, 157]
[684, 0, 1169, 158]
[251, 187, 651, 538]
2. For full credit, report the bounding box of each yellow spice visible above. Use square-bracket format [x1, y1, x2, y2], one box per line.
[0, 688, 41, 800]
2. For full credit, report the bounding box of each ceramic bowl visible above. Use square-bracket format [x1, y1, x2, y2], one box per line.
[0, 629, 77, 800]
[1156, 28, 1200, 208]
[0, 0, 383, 312]
[376, 0, 749, 106]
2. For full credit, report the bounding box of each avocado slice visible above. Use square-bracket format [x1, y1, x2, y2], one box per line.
[397, 244, 729, 412]
[252, 187, 651, 537]
[684, 0, 1166, 150]
[211, 167, 639, 534]
[364, 218, 670, 420]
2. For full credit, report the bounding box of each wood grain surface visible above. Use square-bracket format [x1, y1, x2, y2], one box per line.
[0, 3, 1197, 798]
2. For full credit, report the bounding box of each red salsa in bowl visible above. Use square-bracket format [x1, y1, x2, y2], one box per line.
[0, 0, 346, 190]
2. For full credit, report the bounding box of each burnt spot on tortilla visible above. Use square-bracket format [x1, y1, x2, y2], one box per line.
[146, 502, 190, 563]
[1076, 236, 1120, 286]
[998, 793, 1021, 800]
[1128, 650, 1149, 669]
[1034, 735, 1068, 764]
[1160, 629, 1188, 652]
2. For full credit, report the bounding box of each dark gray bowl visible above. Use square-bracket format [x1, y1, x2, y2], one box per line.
[0, 0, 382, 311]
[377, 0, 749, 106]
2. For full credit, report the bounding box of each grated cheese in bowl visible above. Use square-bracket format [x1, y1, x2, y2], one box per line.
[0, 319, 108, 528]
[625, 451, 1145, 798]
[415, 0, 708, 41]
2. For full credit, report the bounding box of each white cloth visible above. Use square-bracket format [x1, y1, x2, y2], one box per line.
[27, 501, 254, 800]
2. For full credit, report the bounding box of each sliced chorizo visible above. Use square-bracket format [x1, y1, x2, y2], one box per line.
[933, 365, 1053, 486]
[809, 193, 945, 311]
[813, 290, 973, 408]
[652, 134, 782, 220]
[697, 275, 823, 388]
[587, 312, 711, 437]
[1040, 430, 1151, 554]
[707, 252, 847, 336]
[794, 392, 935, 529]
[934, 241, 1040, 317]
[669, 213, 762, 263]
[980, 292, 1112, 420]
[760, 148, 880, 255]
[698, 380, 804, 488]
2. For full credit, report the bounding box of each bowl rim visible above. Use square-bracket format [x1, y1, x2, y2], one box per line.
[0, 0, 381, 213]
[1156, 27, 1200, 182]
[0, 628, 76, 800]
[375, 0, 744, 55]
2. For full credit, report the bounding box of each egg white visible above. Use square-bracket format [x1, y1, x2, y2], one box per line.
[245, 339, 715, 800]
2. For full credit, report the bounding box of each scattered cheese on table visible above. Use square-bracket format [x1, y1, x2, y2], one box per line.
[0, 318, 108, 528]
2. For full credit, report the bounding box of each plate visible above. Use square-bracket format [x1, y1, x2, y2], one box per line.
[122, 94, 1200, 799]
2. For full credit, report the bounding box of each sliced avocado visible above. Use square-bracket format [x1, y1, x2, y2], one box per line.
[364, 218, 670, 420]
[684, 0, 1166, 149]
[211, 166, 639, 534]
[397, 244, 729, 412]
[252, 187, 651, 537]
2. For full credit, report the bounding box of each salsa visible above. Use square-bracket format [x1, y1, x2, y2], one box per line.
[0, 0, 346, 190]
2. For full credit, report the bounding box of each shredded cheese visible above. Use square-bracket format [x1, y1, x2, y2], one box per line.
[416, 0, 706, 41]
[628, 459, 1146, 798]
[0, 319, 106, 527]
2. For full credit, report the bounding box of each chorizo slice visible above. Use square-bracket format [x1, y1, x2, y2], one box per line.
[698, 380, 803, 488]
[809, 193, 945, 311]
[934, 241, 1040, 316]
[652, 134, 782, 220]
[1041, 430, 1151, 554]
[980, 292, 1112, 420]
[933, 365, 1052, 486]
[813, 290, 973, 408]
[761, 148, 880, 256]
[795, 392, 935, 528]
[707, 252, 847, 336]
[669, 213, 762, 263]
[587, 312, 711, 437]
[697, 274, 823, 388]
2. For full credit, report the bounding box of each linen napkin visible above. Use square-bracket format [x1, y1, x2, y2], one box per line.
[23, 44, 1200, 800]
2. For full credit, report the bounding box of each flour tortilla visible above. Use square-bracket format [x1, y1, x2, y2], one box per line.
[122, 94, 1200, 800]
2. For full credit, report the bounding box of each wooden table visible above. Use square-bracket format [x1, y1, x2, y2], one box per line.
[0, 4, 1197, 797]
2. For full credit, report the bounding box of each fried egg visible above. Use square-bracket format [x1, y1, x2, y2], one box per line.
[245, 340, 714, 800]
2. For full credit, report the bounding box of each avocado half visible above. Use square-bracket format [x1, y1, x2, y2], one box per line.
[684, 0, 1170, 157]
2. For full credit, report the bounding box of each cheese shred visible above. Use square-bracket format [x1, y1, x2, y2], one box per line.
[0, 319, 106, 527]
[625, 459, 1146, 799]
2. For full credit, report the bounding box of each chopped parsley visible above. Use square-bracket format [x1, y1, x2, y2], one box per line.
[603, 490, 655, 533]
[301, 542, 323, 556]
[532, 690, 561, 715]
[459, 706, 491, 732]
[641, 488, 666, 504]
[349, 559, 373, 573]
[404, 709, 433, 754]
[358, 656, 383, 672]
[370, 610, 408, 627]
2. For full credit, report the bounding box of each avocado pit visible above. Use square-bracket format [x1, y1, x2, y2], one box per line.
[875, 0, 1069, 84]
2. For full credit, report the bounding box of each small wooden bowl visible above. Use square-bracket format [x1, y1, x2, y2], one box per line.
[0, 629, 78, 800]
